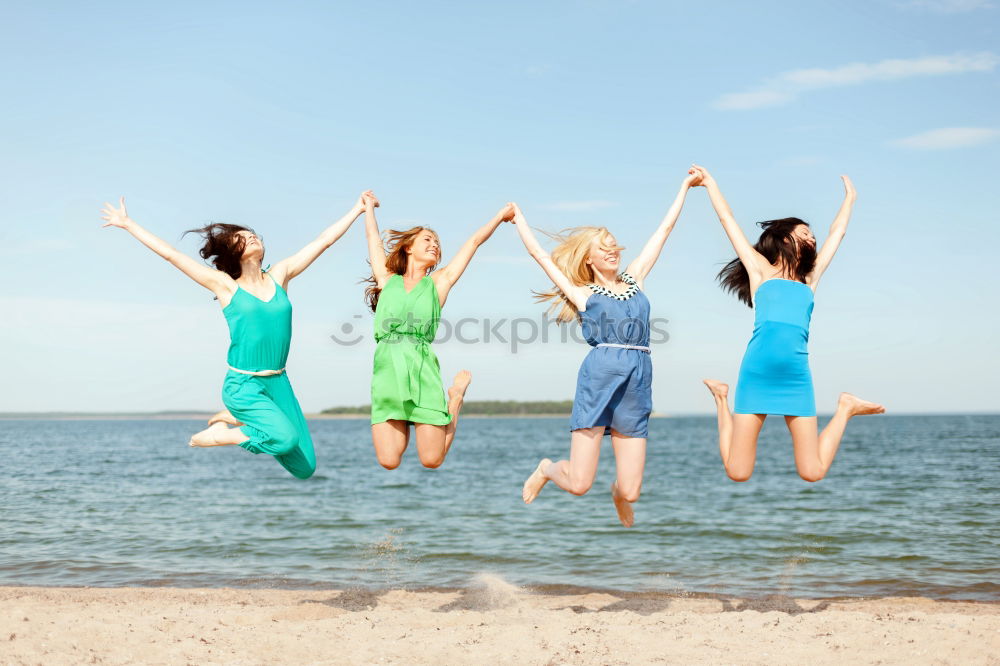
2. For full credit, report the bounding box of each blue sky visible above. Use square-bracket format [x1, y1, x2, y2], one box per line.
[2, 0, 998, 413]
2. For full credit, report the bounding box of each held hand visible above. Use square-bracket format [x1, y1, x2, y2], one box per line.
[841, 175, 856, 200]
[100, 196, 133, 230]
[357, 190, 379, 211]
[684, 169, 704, 188]
[498, 202, 516, 223]
[689, 164, 712, 186]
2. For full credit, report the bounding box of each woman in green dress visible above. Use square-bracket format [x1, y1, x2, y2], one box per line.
[363, 194, 514, 469]
[100, 191, 372, 478]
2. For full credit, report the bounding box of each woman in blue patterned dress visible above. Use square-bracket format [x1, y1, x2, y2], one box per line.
[692, 164, 885, 483]
[515, 172, 700, 527]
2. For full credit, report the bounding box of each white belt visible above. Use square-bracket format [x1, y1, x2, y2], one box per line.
[228, 366, 286, 377]
[596, 343, 650, 353]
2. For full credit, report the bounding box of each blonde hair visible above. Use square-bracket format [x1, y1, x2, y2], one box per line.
[364, 226, 442, 312]
[534, 226, 625, 323]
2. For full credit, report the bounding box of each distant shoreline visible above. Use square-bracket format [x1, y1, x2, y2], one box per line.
[0, 412, 673, 420]
[2, 412, 997, 421]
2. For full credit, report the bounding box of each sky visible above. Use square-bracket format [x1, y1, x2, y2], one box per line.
[2, 0, 998, 414]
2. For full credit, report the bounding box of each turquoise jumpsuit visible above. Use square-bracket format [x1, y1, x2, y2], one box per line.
[221, 272, 316, 479]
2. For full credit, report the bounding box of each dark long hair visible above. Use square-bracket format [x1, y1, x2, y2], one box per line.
[717, 217, 816, 307]
[184, 223, 258, 280]
[363, 227, 441, 312]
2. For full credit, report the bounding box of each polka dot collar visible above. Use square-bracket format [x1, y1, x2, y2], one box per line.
[588, 272, 639, 301]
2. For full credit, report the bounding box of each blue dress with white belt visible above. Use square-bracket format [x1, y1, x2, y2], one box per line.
[569, 272, 653, 438]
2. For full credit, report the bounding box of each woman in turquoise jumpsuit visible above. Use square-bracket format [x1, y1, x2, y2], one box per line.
[100, 191, 375, 478]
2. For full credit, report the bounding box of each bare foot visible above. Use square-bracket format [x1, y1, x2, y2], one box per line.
[703, 379, 729, 399]
[189, 422, 237, 448]
[208, 409, 243, 427]
[611, 481, 635, 528]
[839, 392, 886, 416]
[448, 370, 472, 403]
[522, 458, 552, 504]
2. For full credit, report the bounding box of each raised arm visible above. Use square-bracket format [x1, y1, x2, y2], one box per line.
[510, 204, 591, 312]
[269, 191, 369, 286]
[431, 203, 514, 305]
[361, 191, 391, 290]
[809, 175, 856, 289]
[625, 172, 700, 287]
[100, 197, 234, 299]
[691, 165, 769, 281]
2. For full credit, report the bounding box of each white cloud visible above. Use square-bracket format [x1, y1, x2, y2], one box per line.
[713, 51, 998, 110]
[895, 0, 993, 12]
[890, 127, 1000, 149]
[714, 90, 793, 111]
[541, 200, 617, 212]
[784, 53, 998, 88]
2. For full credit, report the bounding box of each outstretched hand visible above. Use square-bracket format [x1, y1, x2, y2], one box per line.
[100, 196, 133, 229]
[841, 175, 856, 199]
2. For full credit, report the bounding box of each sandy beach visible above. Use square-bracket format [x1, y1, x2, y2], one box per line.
[2, 584, 997, 665]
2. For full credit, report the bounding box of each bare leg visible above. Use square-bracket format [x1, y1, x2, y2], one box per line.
[208, 409, 243, 427]
[703, 379, 765, 481]
[787, 392, 886, 482]
[372, 420, 409, 470]
[189, 421, 249, 447]
[610, 430, 646, 528]
[413, 370, 472, 469]
[535, 427, 603, 496]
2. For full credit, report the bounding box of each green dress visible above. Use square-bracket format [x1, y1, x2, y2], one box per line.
[371, 274, 452, 426]
[222, 272, 316, 479]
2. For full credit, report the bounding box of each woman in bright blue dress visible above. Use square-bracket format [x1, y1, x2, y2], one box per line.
[515, 171, 700, 527]
[692, 165, 885, 483]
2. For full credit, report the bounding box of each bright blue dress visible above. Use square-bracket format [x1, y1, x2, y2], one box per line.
[569, 272, 653, 438]
[734, 279, 816, 417]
